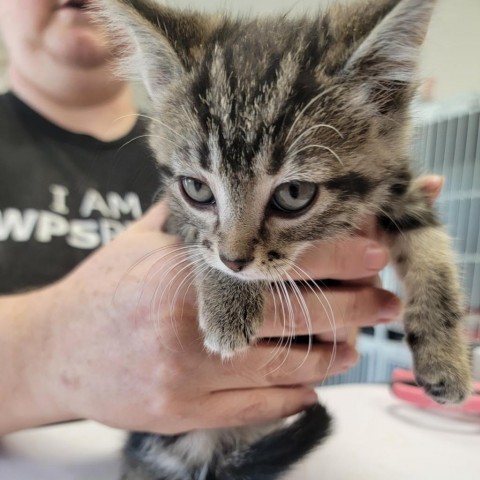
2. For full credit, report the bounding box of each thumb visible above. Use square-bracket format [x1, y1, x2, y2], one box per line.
[130, 200, 171, 233]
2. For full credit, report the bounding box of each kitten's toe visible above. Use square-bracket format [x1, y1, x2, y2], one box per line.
[417, 378, 459, 404]
[415, 364, 472, 404]
[203, 329, 252, 359]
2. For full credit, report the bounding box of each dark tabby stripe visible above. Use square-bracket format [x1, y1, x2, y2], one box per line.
[198, 141, 211, 171]
[325, 172, 376, 198]
[191, 52, 213, 134]
[378, 210, 439, 232]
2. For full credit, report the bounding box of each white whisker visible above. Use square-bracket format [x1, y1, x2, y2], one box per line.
[151, 250, 204, 345]
[150, 253, 199, 342]
[112, 243, 195, 306]
[286, 262, 338, 384]
[118, 134, 157, 151]
[264, 280, 289, 358]
[285, 86, 338, 141]
[284, 272, 314, 372]
[113, 244, 201, 338]
[137, 245, 201, 337]
[287, 123, 344, 154]
[260, 274, 288, 369]
[290, 144, 344, 166]
[136, 114, 192, 145]
[263, 271, 296, 374]
[168, 254, 206, 315]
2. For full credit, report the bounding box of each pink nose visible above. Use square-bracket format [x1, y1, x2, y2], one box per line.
[220, 256, 252, 272]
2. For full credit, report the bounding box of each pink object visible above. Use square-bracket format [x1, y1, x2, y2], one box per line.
[390, 368, 480, 414]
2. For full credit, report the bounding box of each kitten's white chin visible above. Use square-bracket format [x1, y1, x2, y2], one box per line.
[211, 262, 268, 281]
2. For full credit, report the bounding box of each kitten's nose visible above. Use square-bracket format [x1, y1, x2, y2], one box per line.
[220, 256, 252, 272]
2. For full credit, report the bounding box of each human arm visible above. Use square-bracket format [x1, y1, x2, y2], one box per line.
[0, 288, 74, 433]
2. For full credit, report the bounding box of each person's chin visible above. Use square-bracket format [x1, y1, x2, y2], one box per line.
[46, 30, 111, 70]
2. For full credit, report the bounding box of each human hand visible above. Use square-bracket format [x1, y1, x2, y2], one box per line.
[12, 198, 387, 435]
[19, 175, 441, 435]
[0, 173, 442, 433]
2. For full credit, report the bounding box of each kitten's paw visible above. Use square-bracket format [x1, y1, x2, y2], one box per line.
[202, 327, 253, 359]
[415, 361, 472, 404]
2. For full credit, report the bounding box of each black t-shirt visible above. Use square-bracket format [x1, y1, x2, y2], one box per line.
[0, 92, 160, 293]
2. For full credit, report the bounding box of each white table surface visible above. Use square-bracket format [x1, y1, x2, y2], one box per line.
[1, 384, 479, 480]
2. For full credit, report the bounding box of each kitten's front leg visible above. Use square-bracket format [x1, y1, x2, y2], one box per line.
[196, 270, 267, 358]
[381, 185, 472, 404]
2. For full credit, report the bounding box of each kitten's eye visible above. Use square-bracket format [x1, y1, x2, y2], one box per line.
[181, 177, 215, 204]
[271, 182, 317, 213]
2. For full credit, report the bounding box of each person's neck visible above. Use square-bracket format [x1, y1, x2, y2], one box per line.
[8, 65, 138, 142]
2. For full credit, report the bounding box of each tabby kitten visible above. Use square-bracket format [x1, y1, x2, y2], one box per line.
[95, 0, 472, 479]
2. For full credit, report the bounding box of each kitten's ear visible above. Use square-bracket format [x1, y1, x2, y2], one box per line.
[93, 0, 216, 97]
[343, 0, 436, 112]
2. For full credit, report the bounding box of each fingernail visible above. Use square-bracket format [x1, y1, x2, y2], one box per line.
[379, 296, 402, 320]
[427, 174, 444, 189]
[344, 349, 359, 369]
[304, 390, 318, 407]
[337, 345, 359, 371]
[364, 245, 388, 271]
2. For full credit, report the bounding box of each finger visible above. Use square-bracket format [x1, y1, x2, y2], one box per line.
[220, 342, 358, 389]
[291, 238, 389, 281]
[203, 386, 319, 429]
[342, 273, 383, 288]
[259, 285, 401, 337]
[318, 325, 358, 344]
[416, 175, 444, 205]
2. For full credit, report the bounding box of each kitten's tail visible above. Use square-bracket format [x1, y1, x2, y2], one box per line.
[215, 403, 331, 480]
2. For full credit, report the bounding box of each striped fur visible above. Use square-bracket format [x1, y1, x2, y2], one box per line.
[94, 0, 472, 478]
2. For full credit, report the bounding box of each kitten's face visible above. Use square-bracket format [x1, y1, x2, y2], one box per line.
[152, 48, 391, 281]
[96, 0, 434, 281]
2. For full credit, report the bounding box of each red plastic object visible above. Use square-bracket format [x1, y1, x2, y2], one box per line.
[390, 368, 480, 414]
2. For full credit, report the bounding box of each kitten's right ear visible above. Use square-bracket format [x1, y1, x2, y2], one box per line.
[92, 0, 216, 98]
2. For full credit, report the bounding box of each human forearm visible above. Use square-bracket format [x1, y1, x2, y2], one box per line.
[0, 286, 74, 435]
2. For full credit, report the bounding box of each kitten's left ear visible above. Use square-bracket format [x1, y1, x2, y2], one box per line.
[344, 0, 436, 112]
[92, 0, 217, 98]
